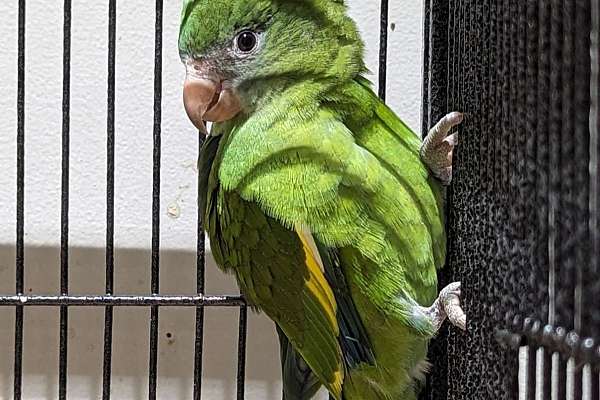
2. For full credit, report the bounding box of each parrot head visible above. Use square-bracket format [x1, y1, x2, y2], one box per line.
[179, 0, 365, 133]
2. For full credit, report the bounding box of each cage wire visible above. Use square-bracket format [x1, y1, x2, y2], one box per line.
[3, 1, 392, 400]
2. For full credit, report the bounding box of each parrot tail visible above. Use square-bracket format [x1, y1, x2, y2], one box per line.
[277, 326, 323, 400]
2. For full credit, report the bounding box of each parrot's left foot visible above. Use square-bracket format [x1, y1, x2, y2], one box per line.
[421, 282, 466, 332]
[421, 112, 463, 185]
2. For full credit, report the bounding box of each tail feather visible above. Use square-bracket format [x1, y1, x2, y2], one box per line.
[277, 326, 323, 400]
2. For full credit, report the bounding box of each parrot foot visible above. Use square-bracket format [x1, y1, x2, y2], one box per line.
[421, 282, 466, 332]
[420, 112, 463, 185]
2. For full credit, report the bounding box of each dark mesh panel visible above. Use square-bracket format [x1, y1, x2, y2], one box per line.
[422, 0, 600, 398]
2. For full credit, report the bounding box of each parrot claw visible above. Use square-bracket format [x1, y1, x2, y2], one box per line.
[438, 281, 466, 331]
[421, 112, 463, 186]
[421, 281, 467, 332]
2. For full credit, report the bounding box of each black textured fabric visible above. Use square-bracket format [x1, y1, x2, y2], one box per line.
[421, 0, 599, 398]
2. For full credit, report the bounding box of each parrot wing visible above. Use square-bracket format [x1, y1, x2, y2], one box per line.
[201, 135, 346, 399]
[274, 228, 376, 400]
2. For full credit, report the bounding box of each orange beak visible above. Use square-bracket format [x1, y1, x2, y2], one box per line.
[183, 76, 242, 135]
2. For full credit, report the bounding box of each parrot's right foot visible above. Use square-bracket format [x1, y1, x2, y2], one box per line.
[421, 282, 466, 332]
[420, 112, 463, 185]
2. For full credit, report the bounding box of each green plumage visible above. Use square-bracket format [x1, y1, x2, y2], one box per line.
[182, 1, 446, 399]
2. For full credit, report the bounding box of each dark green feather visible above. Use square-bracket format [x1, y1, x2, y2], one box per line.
[317, 242, 375, 369]
[198, 134, 223, 221]
[277, 326, 323, 400]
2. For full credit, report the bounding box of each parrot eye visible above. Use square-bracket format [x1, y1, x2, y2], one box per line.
[235, 30, 259, 54]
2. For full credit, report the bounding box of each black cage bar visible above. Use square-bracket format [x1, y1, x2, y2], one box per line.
[4, 1, 391, 399]
[422, 0, 600, 399]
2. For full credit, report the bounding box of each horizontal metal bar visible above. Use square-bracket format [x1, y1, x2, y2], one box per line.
[497, 315, 600, 366]
[0, 295, 245, 307]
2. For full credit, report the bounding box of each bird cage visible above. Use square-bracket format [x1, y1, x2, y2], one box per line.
[1, 0, 598, 399]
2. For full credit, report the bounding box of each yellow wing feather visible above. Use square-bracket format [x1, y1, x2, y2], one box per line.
[295, 226, 344, 398]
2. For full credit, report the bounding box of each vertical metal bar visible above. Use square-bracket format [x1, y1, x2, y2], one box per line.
[566, 358, 581, 400]
[510, 0, 531, 338]
[59, 1, 72, 398]
[573, 363, 582, 400]
[573, 368, 583, 399]
[589, 0, 600, 340]
[421, 0, 431, 138]
[592, 369, 599, 400]
[489, 0, 499, 190]
[543, 349, 552, 400]
[192, 289, 204, 398]
[148, 306, 159, 397]
[479, 0, 492, 193]
[536, 0, 552, 331]
[148, 0, 163, 398]
[501, 0, 512, 195]
[13, 308, 23, 400]
[378, 0, 389, 101]
[102, 0, 117, 398]
[486, 0, 498, 190]
[58, 310, 69, 398]
[423, 0, 450, 131]
[499, 0, 510, 191]
[572, 0, 591, 343]
[446, 1, 461, 397]
[236, 306, 248, 400]
[525, 0, 544, 329]
[558, 0, 577, 336]
[419, 4, 451, 398]
[558, 356, 568, 400]
[573, 0, 595, 357]
[14, 1, 26, 399]
[193, 133, 206, 400]
[527, 346, 537, 400]
[548, 0, 565, 333]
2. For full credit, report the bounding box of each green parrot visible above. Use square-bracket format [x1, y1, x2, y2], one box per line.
[178, 1, 466, 399]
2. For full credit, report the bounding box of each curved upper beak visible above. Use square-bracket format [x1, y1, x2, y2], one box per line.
[183, 75, 242, 134]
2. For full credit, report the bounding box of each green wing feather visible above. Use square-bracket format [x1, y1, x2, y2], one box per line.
[201, 136, 345, 398]
[277, 325, 323, 400]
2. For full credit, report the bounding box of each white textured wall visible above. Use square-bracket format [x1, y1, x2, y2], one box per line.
[0, 1, 424, 399]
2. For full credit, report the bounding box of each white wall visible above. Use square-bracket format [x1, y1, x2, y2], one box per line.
[0, 1, 424, 399]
